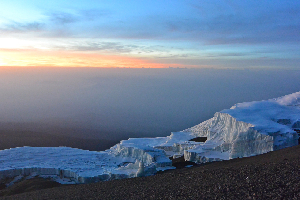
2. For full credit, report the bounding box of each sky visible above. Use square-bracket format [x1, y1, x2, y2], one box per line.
[1, 0, 300, 68]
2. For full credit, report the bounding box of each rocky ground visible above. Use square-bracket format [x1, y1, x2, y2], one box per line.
[0, 144, 300, 199]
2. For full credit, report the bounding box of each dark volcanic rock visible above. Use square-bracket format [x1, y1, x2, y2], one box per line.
[170, 156, 198, 169]
[0, 178, 63, 197]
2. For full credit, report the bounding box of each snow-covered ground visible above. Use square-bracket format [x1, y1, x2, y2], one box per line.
[1, 92, 300, 184]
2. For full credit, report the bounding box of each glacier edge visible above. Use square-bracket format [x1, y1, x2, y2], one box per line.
[0, 91, 300, 184]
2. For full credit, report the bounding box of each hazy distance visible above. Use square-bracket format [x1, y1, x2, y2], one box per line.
[0, 67, 299, 148]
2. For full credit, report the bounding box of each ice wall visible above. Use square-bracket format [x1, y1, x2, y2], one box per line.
[183, 112, 275, 163]
[182, 91, 300, 163]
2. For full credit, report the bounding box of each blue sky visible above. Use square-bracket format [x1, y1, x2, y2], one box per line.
[0, 0, 300, 68]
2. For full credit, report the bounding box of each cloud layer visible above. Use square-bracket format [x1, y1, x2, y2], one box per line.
[1, 67, 300, 140]
[0, 0, 300, 68]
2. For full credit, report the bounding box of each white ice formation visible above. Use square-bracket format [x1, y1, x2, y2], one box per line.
[1, 92, 300, 184]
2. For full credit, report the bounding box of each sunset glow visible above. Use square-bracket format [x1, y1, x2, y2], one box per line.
[0, 49, 181, 68]
[0, 1, 300, 68]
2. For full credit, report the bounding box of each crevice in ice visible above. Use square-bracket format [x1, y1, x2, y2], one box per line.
[294, 129, 300, 144]
[189, 137, 207, 142]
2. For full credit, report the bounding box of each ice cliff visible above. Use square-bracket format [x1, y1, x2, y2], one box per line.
[1, 92, 300, 184]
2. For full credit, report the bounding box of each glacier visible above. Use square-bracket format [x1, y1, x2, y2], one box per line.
[0, 91, 300, 184]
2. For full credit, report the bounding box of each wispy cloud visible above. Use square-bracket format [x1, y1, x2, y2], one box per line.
[70, 42, 137, 53]
[2, 1, 299, 46]
[47, 12, 79, 24]
[169, 1, 300, 45]
[0, 0, 300, 68]
[0, 21, 44, 34]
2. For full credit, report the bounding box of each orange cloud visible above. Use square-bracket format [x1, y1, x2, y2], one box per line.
[0, 49, 182, 68]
